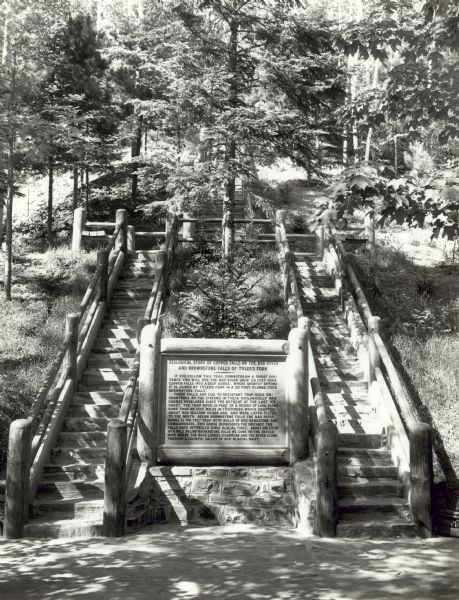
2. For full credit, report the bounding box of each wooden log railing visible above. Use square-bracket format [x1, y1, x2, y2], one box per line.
[275, 209, 338, 537]
[324, 222, 433, 538]
[103, 215, 179, 537]
[4, 211, 128, 539]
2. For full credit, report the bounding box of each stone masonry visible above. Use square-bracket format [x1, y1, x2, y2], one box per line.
[127, 459, 317, 534]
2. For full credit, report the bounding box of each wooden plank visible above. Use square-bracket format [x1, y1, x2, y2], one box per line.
[29, 379, 74, 500]
[156, 446, 289, 465]
[161, 338, 289, 355]
[77, 302, 106, 380]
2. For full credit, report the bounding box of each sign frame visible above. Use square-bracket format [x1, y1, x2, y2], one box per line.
[155, 338, 291, 466]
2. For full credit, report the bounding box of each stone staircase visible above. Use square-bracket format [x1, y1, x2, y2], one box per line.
[294, 245, 415, 538]
[24, 251, 157, 538]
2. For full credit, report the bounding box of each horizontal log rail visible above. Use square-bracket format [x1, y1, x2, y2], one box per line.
[103, 215, 180, 537]
[275, 210, 338, 537]
[5, 210, 129, 539]
[325, 222, 433, 538]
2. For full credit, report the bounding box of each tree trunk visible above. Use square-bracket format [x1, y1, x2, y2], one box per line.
[364, 128, 372, 162]
[342, 128, 348, 165]
[222, 18, 239, 259]
[47, 158, 54, 247]
[352, 123, 359, 163]
[85, 166, 90, 216]
[394, 135, 398, 177]
[130, 118, 143, 209]
[222, 140, 236, 258]
[364, 60, 380, 163]
[4, 136, 14, 301]
[0, 194, 5, 249]
[73, 165, 79, 210]
[144, 128, 148, 153]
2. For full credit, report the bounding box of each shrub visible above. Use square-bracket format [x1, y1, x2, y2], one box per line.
[166, 244, 289, 340]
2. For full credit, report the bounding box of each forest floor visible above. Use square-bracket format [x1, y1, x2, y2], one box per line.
[0, 247, 97, 471]
[0, 524, 458, 600]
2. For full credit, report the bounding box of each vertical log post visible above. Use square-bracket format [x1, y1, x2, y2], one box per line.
[127, 225, 136, 253]
[4, 418, 33, 539]
[316, 421, 338, 537]
[71, 207, 86, 254]
[97, 250, 109, 305]
[365, 211, 375, 252]
[156, 250, 167, 296]
[368, 316, 381, 383]
[115, 209, 128, 254]
[316, 224, 325, 260]
[287, 326, 309, 464]
[103, 419, 128, 537]
[138, 322, 162, 462]
[182, 212, 196, 241]
[165, 216, 172, 240]
[65, 313, 79, 383]
[410, 422, 433, 538]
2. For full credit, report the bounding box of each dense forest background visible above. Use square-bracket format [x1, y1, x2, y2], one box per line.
[0, 0, 458, 289]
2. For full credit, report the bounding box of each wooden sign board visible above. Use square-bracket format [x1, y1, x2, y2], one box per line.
[156, 339, 290, 465]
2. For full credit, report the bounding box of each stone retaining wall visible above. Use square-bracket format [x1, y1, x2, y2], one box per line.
[127, 459, 316, 534]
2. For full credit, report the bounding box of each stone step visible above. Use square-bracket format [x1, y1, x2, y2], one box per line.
[72, 391, 124, 405]
[337, 496, 410, 518]
[339, 433, 383, 449]
[93, 339, 139, 353]
[320, 381, 368, 392]
[318, 368, 365, 383]
[50, 447, 106, 463]
[79, 365, 133, 377]
[42, 463, 105, 482]
[56, 431, 107, 448]
[337, 448, 393, 465]
[337, 518, 415, 538]
[79, 367, 133, 380]
[331, 419, 383, 435]
[338, 464, 398, 478]
[31, 498, 104, 520]
[338, 478, 404, 499]
[24, 517, 103, 539]
[315, 356, 360, 368]
[36, 480, 105, 499]
[86, 355, 137, 368]
[97, 328, 137, 340]
[77, 381, 131, 393]
[324, 397, 375, 411]
[63, 417, 111, 433]
[67, 403, 120, 419]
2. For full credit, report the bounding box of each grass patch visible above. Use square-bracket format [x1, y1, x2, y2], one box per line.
[352, 243, 459, 481]
[0, 247, 97, 472]
[163, 242, 290, 340]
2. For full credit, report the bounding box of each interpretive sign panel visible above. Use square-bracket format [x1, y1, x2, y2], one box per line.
[156, 339, 290, 465]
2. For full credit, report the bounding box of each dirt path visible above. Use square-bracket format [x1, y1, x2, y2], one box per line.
[0, 525, 457, 599]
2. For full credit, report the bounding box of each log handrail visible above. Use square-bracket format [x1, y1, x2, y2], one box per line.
[275, 210, 338, 537]
[373, 332, 419, 428]
[325, 221, 433, 537]
[103, 214, 180, 537]
[4, 210, 129, 539]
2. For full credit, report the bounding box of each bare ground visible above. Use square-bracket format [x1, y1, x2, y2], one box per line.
[0, 525, 458, 600]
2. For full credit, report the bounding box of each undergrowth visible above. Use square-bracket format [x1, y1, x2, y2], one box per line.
[353, 243, 459, 481]
[163, 242, 290, 340]
[0, 247, 97, 472]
